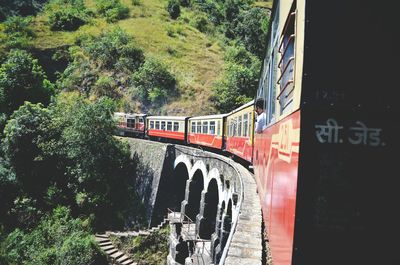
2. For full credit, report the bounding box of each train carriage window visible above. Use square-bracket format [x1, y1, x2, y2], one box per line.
[203, 121, 208, 134]
[139, 117, 144, 123]
[167, 121, 172, 131]
[161, 121, 166, 130]
[150, 121, 154, 129]
[233, 118, 237, 136]
[127, 118, 135, 128]
[191, 121, 196, 133]
[174, 122, 179, 132]
[217, 120, 221, 136]
[248, 112, 252, 135]
[210, 121, 216, 135]
[238, 116, 242, 136]
[243, 114, 248, 137]
[197, 121, 202, 133]
[277, 5, 296, 115]
[155, 121, 160, 129]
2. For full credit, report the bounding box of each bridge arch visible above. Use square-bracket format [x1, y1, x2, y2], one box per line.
[174, 154, 192, 172]
[172, 162, 189, 211]
[199, 178, 219, 239]
[185, 169, 204, 221]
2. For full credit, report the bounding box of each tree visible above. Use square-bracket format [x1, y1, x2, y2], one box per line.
[2, 102, 52, 200]
[212, 45, 261, 112]
[0, 49, 55, 115]
[235, 7, 269, 59]
[131, 58, 177, 108]
[51, 96, 139, 229]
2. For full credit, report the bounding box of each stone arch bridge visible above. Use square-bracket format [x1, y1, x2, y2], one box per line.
[124, 138, 263, 265]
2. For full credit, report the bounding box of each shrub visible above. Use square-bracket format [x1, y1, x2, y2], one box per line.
[167, 0, 180, 19]
[46, 0, 90, 31]
[95, 0, 129, 22]
[190, 13, 211, 33]
[48, 8, 87, 31]
[58, 232, 106, 265]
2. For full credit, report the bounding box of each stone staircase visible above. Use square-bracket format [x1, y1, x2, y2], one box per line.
[107, 217, 169, 238]
[95, 234, 136, 265]
[94, 217, 170, 265]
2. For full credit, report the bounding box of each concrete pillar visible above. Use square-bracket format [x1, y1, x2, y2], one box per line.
[180, 180, 191, 216]
[195, 190, 207, 236]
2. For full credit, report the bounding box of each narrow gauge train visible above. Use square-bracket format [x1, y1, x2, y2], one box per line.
[114, 100, 255, 164]
[115, 0, 399, 264]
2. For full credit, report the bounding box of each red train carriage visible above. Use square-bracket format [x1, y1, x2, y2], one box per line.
[187, 114, 226, 150]
[146, 116, 189, 142]
[114, 112, 147, 137]
[254, 1, 399, 265]
[225, 100, 255, 163]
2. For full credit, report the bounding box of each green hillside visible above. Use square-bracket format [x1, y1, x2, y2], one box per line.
[1, 0, 271, 116]
[26, 0, 223, 115]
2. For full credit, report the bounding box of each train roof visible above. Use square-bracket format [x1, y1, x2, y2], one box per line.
[147, 116, 189, 121]
[189, 114, 227, 120]
[114, 112, 146, 117]
[226, 100, 255, 115]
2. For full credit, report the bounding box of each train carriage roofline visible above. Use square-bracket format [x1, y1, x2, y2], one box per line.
[147, 116, 189, 120]
[188, 114, 227, 120]
[226, 100, 255, 116]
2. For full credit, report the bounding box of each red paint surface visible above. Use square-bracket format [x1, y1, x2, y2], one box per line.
[117, 122, 145, 132]
[225, 136, 253, 162]
[253, 111, 300, 265]
[187, 133, 223, 150]
[147, 129, 185, 141]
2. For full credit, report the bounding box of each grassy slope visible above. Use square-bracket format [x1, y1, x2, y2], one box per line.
[30, 0, 224, 115]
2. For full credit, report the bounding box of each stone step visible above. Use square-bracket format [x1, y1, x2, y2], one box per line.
[100, 245, 115, 251]
[94, 237, 110, 243]
[138, 230, 150, 236]
[99, 241, 113, 247]
[105, 248, 118, 255]
[120, 260, 135, 265]
[116, 254, 131, 263]
[110, 251, 124, 260]
[95, 234, 109, 238]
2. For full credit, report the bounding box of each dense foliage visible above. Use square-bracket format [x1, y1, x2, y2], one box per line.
[0, 49, 54, 115]
[0, 91, 144, 264]
[212, 45, 261, 112]
[189, 0, 269, 111]
[58, 27, 144, 98]
[0, 0, 48, 21]
[0, 206, 108, 265]
[1, 16, 35, 50]
[57, 26, 179, 112]
[131, 58, 177, 107]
